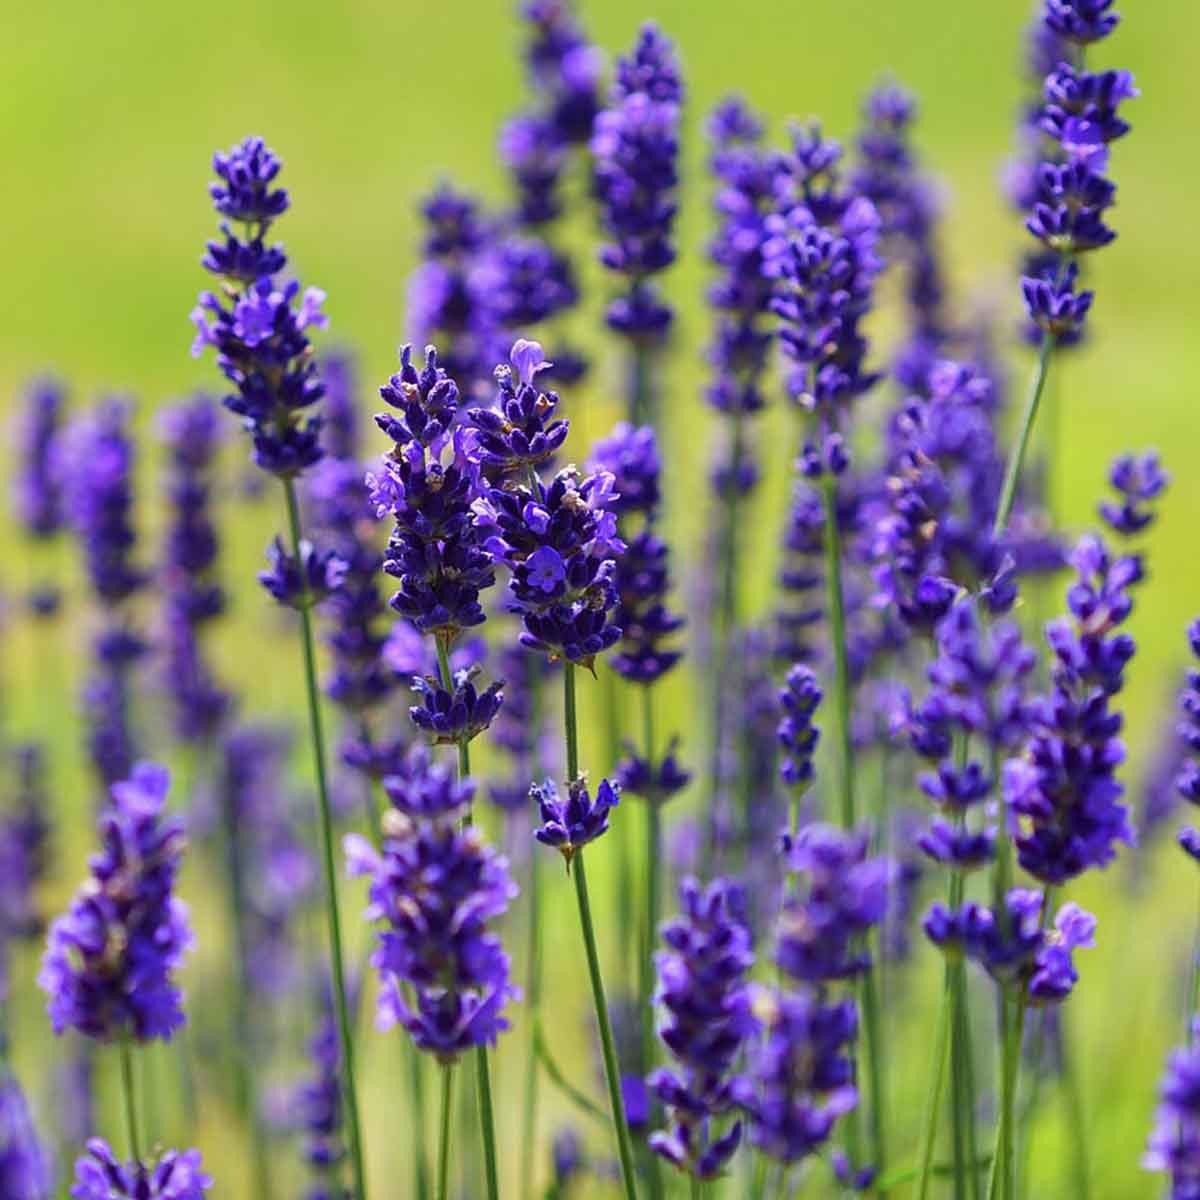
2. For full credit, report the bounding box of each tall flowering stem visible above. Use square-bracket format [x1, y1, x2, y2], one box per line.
[191, 136, 368, 1200]
[994, 0, 1136, 538]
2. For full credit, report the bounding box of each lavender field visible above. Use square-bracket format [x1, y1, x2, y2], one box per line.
[2, 1, 1200, 1198]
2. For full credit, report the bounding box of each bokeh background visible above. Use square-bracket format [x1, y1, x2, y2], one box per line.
[3, 0, 1198, 1196]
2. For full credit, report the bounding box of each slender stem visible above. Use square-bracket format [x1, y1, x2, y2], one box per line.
[436, 1064, 454, 1200]
[992, 334, 1055, 541]
[916, 962, 954, 1200]
[281, 478, 368, 1200]
[118, 1040, 142, 1163]
[219, 781, 274, 1200]
[690, 1175, 703, 1200]
[409, 1046, 431, 1200]
[433, 640, 499, 1200]
[1060, 1016, 1090, 1200]
[819, 477, 855, 828]
[520, 837, 544, 1197]
[573, 850, 641, 1200]
[860, 964, 886, 1192]
[564, 663, 580, 780]
[751, 1154, 770, 1200]
[639, 684, 661, 1068]
[986, 989, 1027, 1200]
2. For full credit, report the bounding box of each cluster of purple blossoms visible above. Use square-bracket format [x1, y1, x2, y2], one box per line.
[1144, 1022, 1200, 1198]
[774, 482, 825, 665]
[71, 1139, 211, 1200]
[13, 375, 67, 616]
[369, 346, 496, 643]
[532, 776, 621, 864]
[590, 422, 685, 688]
[40, 764, 192, 1043]
[1018, 0, 1137, 344]
[471, 352, 624, 667]
[59, 401, 149, 789]
[258, 536, 347, 610]
[851, 80, 946, 352]
[591, 23, 682, 344]
[347, 758, 518, 1060]
[0, 1075, 50, 1200]
[1005, 532, 1143, 883]
[1174, 622, 1200, 861]
[906, 597, 1036, 871]
[704, 96, 781, 497]
[733, 988, 859, 1165]
[777, 665, 822, 795]
[159, 395, 232, 744]
[647, 877, 754, 1180]
[292, 1009, 348, 1200]
[519, 0, 602, 149]
[406, 186, 497, 401]
[192, 136, 329, 476]
[1099, 450, 1168, 538]
[409, 667, 505, 747]
[924, 889, 1096, 1004]
[764, 123, 883, 457]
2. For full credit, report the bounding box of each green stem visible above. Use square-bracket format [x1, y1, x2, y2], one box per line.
[751, 1154, 770, 1200]
[119, 1040, 142, 1163]
[433, 641, 499, 1200]
[992, 334, 1055, 541]
[573, 850, 641, 1200]
[281, 478, 369, 1200]
[819, 476, 854, 828]
[1060, 1017, 1090, 1200]
[520, 838, 544, 1197]
[436, 1064, 454, 1200]
[916, 963, 953, 1200]
[533, 1017, 610, 1126]
[639, 684, 661, 1068]
[564, 662, 580, 781]
[986, 989, 1026, 1200]
[409, 1046, 431, 1200]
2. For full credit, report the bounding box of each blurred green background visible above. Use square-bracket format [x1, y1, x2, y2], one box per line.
[3, 0, 1198, 1196]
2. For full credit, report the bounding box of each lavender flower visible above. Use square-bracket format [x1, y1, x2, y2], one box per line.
[320, 349, 361, 461]
[647, 877, 754, 1179]
[382, 746, 475, 822]
[193, 136, 329, 476]
[13, 375, 66, 542]
[293, 1010, 348, 1199]
[609, 527, 684, 684]
[258, 536, 348, 609]
[733, 988, 858, 1164]
[591, 24, 681, 343]
[532, 776, 621, 864]
[1018, 0, 1136, 343]
[1099, 451, 1168, 537]
[1145, 1025, 1200, 1198]
[519, 0, 602, 146]
[70, 1139, 211, 1200]
[0, 1074, 50, 1200]
[409, 668, 504, 746]
[346, 788, 518, 1060]
[1005, 534, 1141, 883]
[40, 763, 192, 1043]
[1176, 621, 1200, 860]
[778, 665, 822, 793]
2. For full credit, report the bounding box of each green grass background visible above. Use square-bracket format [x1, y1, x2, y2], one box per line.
[3, 0, 1199, 1196]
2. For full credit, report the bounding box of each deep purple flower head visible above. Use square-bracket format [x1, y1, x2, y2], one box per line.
[59, 399, 147, 606]
[519, 0, 603, 146]
[1099, 451, 1168, 537]
[470, 236, 578, 329]
[0, 1075, 50, 1200]
[466, 340, 568, 476]
[382, 745, 475, 823]
[776, 825, 890, 983]
[500, 113, 568, 228]
[71, 1138, 211, 1200]
[778, 665, 822, 792]
[409, 668, 504, 747]
[589, 422, 661, 518]
[291, 1008, 346, 1185]
[375, 344, 462, 450]
[1145, 1029, 1200, 1197]
[41, 763, 192, 1043]
[1174, 621, 1200, 857]
[552, 1127, 585, 1186]
[1044, 0, 1119, 45]
[257, 536, 348, 609]
[733, 987, 858, 1165]
[346, 808, 518, 1061]
[473, 459, 624, 668]
[13, 375, 66, 541]
[615, 738, 691, 805]
[609, 526, 685, 685]
[532, 776, 620, 864]
[613, 23, 682, 104]
[924, 890, 1095, 1004]
[647, 877, 754, 1179]
[194, 137, 330, 477]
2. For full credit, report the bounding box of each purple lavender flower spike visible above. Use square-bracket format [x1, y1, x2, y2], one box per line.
[532, 776, 620, 865]
[520, 1, 602, 147]
[1099, 450, 1168, 537]
[1145, 1027, 1200, 1197]
[258, 536, 348, 609]
[733, 988, 859, 1165]
[41, 763, 192, 1043]
[320, 348, 361, 461]
[292, 1006, 347, 1192]
[13, 375, 67, 547]
[1174, 620, 1200, 857]
[71, 1138, 211, 1200]
[194, 136, 329, 477]
[408, 668, 504, 747]
[778, 665, 822, 793]
[0, 1074, 51, 1200]
[346, 770, 518, 1061]
[615, 738, 691, 804]
[382, 746, 475, 822]
[647, 877, 754, 1180]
